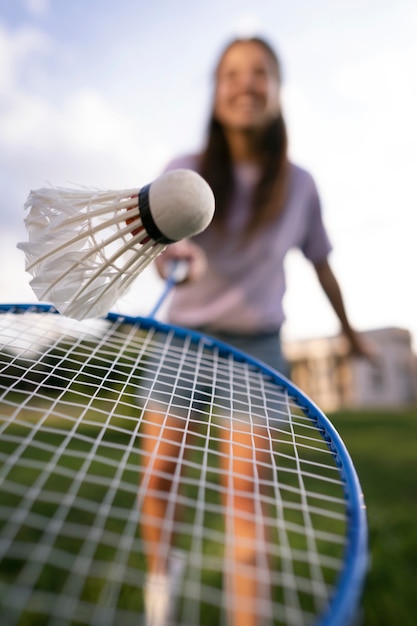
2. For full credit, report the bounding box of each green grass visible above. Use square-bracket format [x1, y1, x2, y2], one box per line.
[2, 397, 416, 624]
[329, 407, 417, 626]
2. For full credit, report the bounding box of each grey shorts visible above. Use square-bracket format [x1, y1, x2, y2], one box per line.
[199, 327, 289, 377]
[137, 327, 289, 425]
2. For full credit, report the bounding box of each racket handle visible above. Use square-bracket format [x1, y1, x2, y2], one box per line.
[166, 259, 189, 283]
[149, 259, 189, 319]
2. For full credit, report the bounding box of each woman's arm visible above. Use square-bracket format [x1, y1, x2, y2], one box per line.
[313, 258, 376, 359]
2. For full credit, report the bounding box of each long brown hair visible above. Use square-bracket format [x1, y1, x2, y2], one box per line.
[199, 37, 289, 235]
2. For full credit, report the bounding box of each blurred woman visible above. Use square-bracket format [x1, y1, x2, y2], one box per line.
[141, 36, 372, 626]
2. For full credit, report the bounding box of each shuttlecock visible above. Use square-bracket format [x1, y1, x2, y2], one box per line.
[18, 169, 215, 320]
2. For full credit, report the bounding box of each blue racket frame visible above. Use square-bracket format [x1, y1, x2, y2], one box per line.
[0, 303, 368, 626]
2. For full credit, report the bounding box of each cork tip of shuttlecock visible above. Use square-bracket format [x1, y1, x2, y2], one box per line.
[146, 169, 215, 242]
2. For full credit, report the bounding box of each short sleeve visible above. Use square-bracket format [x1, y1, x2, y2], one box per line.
[300, 177, 333, 263]
[162, 154, 200, 174]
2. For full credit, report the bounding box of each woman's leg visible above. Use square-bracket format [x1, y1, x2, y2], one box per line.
[139, 406, 187, 575]
[220, 420, 274, 626]
[139, 405, 189, 626]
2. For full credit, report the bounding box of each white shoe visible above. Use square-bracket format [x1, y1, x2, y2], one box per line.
[144, 572, 172, 626]
[144, 550, 186, 626]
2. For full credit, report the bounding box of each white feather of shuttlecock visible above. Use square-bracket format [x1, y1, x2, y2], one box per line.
[19, 187, 167, 320]
[18, 169, 215, 320]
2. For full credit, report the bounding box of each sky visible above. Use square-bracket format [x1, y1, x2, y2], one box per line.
[1, 0, 416, 349]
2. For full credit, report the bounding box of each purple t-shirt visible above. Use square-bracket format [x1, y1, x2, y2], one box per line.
[162, 154, 332, 334]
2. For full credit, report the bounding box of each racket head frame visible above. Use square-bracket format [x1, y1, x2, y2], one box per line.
[0, 303, 368, 626]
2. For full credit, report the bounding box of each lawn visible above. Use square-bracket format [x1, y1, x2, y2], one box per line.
[1, 373, 415, 625]
[329, 408, 417, 626]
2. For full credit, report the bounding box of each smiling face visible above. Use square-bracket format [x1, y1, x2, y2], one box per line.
[213, 40, 281, 135]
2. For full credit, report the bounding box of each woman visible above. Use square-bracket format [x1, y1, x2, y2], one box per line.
[155, 36, 372, 372]
[141, 36, 371, 626]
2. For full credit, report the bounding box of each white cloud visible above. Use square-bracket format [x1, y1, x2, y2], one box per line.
[0, 22, 50, 91]
[0, 18, 170, 307]
[0, 20, 171, 213]
[233, 12, 264, 37]
[24, 0, 50, 18]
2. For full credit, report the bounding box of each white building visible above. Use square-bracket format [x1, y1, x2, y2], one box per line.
[284, 327, 417, 412]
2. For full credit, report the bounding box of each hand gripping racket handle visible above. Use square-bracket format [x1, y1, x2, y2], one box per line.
[148, 259, 189, 319]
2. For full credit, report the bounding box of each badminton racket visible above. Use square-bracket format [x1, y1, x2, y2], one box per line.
[148, 260, 190, 319]
[17, 169, 215, 320]
[0, 304, 367, 626]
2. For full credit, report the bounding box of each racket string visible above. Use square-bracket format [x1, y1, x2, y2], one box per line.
[0, 307, 363, 626]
